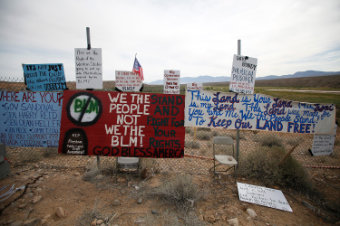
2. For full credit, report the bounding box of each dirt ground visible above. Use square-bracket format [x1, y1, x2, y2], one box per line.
[0, 157, 339, 226]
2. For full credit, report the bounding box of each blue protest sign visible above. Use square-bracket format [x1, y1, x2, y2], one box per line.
[23, 64, 67, 91]
[0, 91, 63, 147]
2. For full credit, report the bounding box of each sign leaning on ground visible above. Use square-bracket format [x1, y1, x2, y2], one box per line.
[58, 90, 185, 157]
[184, 90, 335, 134]
[311, 125, 337, 156]
[164, 70, 180, 94]
[0, 91, 63, 147]
[229, 54, 258, 94]
[23, 64, 67, 91]
[237, 182, 293, 212]
[115, 71, 143, 92]
[187, 82, 203, 91]
[75, 48, 102, 89]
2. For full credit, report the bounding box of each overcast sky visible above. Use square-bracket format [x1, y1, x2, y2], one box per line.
[0, 0, 339, 83]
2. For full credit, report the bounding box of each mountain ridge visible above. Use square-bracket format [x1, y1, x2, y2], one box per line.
[147, 70, 340, 85]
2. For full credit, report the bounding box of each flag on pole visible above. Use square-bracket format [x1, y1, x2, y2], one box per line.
[133, 57, 144, 81]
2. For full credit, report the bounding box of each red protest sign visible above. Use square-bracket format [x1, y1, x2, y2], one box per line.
[58, 90, 185, 158]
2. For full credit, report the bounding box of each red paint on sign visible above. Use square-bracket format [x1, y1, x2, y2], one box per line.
[58, 90, 185, 158]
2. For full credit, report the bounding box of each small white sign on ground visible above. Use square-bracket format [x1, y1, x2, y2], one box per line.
[311, 125, 337, 156]
[229, 54, 257, 94]
[237, 182, 293, 212]
[164, 70, 180, 94]
[187, 82, 203, 90]
[115, 71, 143, 92]
[75, 48, 103, 89]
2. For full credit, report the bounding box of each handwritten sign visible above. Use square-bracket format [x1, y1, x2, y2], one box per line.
[229, 55, 258, 94]
[58, 90, 185, 157]
[115, 71, 143, 92]
[23, 64, 67, 91]
[184, 90, 335, 134]
[75, 48, 103, 89]
[0, 91, 63, 147]
[237, 182, 293, 212]
[187, 82, 203, 90]
[164, 70, 180, 94]
[311, 125, 337, 156]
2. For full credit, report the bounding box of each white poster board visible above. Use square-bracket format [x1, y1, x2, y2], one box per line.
[237, 182, 293, 212]
[229, 54, 257, 94]
[115, 71, 143, 92]
[75, 48, 103, 89]
[164, 70, 180, 94]
[187, 82, 203, 90]
[311, 125, 337, 156]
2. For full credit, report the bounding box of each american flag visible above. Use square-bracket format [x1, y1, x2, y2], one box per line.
[133, 57, 144, 81]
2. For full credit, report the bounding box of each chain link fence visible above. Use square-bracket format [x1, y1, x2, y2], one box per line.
[1, 76, 339, 177]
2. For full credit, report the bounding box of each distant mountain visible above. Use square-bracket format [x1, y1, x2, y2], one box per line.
[147, 70, 340, 84]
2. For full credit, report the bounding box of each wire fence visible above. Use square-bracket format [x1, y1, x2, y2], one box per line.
[0, 76, 339, 177]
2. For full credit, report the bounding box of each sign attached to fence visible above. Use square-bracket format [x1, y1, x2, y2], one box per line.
[58, 90, 185, 157]
[75, 48, 103, 89]
[237, 182, 293, 212]
[22, 64, 67, 91]
[184, 90, 335, 134]
[187, 82, 203, 91]
[164, 70, 180, 94]
[229, 55, 258, 94]
[311, 125, 337, 156]
[0, 91, 63, 147]
[115, 71, 143, 92]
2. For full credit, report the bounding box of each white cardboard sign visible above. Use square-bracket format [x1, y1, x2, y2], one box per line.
[237, 182, 293, 212]
[187, 82, 203, 90]
[75, 48, 103, 89]
[164, 70, 180, 94]
[229, 54, 257, 94]
[115, 71, 143, 92]
[311, 125, 337, 156]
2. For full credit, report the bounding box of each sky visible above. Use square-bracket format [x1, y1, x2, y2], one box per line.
[0, 0, 340, 83]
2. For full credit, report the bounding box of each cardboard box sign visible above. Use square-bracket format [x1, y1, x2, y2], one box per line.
[58, 90, 185, 158]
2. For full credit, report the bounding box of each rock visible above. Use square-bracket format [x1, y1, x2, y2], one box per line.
[246, 208, 257, 218]
[204, 214, 216, 223]
[187, 198, 194, 207]
[18, 203, 27, 209]
[95, 174, 104, 180]
[96, 219, 104, 224]
[23, 218, 41, 226]
[31, 195, 42, 204]
[113, 199, 120, 206]
[135, 218, 145, 224]
[91, 219, 97, 226]
[74, 172, 81, 176]
[151, 210, 159, 215]
[227, 218, 239, 226]
[55, 207, 66, 218]
[137, 197, 143, 204]
[117, 177, 126, 183]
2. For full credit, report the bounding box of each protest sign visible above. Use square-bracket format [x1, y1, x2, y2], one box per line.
[311, 125, 337, 156]
[75, 48, 102, 89]
[237, 182, 293, 212]
[164, 70, 180, 94]
[187, 82, 203, 90]
[229, 55, 257, 94]
[115, 71, 143, 92]
[58, 90, 185, 157]
[184, 90, 335, 134]
[23, 64, 67, 91]
[0, 91, 63, 147]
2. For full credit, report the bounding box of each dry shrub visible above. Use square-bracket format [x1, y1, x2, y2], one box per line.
[238, 145, 314, 194]
[145, 210, 204, 226]
[75, 200, 102, 226]
[43, 147, 58, 158]
[151, 174, 203, 211]
[185, 127, 192, 134]
[196, 131, 212, 141]
[258, 134, 283, 148]
[19, 149, 43, 163]
[197, 127, 211, 132]
[185, 141, 200, 149]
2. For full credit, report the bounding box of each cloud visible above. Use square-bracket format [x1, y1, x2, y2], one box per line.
[0, 0, 339, 82]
